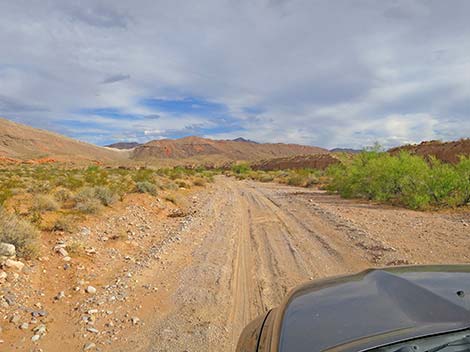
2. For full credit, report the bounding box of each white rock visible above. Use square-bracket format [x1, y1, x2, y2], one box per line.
[57, 247, 69, 257]
[86, 327, 99, 334]
[83, 342, 96, 350]
[4, 259, 24, 271]
[86, 286, 97, 294]
[20, 322, 29, 330]
[0, 243, 16, 257]
[31, 334, 41, 342]
[0, 271, 7, 280]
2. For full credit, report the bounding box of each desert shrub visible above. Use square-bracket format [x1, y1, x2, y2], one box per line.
[93, 186, 118, 206]
[53, 187, 74, 202]
[326, 151, 470, 210]
[176, 180, 190, 189]
[193, 178, 206, 186]
[287, 175, 305, 187]
[136, 181, 157, 196]
[75, 198, 103, 214]
[161, 182, 178, 191]
[52, 215, 77, 233]
[0, 208, 39, 257]
[259, 174, 274, 182]
[65, 240, 85, 256]
[32, 194, 60, 212]
[231, 163, 251, 174]
[74, 186, 117, 207]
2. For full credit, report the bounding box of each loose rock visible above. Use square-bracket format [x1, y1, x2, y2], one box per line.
[0, 243, 16, 257]
[86, 286, 97, 294]
[4, 259, 25, 271]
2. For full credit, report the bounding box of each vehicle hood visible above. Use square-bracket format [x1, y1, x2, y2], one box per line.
[278, 265, 470, 352]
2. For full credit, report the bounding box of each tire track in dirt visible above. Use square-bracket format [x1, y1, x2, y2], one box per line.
[143, 177, 376, 351]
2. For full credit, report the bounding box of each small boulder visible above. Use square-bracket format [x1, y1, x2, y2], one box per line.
[57, 247, 69, 257]
[3, 259, 24, 271]
[85, 286, 96, 294]
[0, 243, 16, 257]
[83, 342, 96, 350]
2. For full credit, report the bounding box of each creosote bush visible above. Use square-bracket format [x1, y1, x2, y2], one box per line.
[136, 181, 157, 195]
[326, 151, 470, 210]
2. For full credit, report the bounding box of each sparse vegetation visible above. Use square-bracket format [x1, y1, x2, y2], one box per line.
[0, 164, 216, 257]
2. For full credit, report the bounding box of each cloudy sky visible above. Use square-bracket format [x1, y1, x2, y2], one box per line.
[1, 0, 469, 148]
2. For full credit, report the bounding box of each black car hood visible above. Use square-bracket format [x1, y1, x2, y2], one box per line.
[278, 265, 470, 352]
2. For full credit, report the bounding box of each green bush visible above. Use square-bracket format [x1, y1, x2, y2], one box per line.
[136, 181, 157, 196]
[231, 163, 251, 174]
[327, 151, 470, 210]
[0, 208, 39, 257]
[94, 186, 118, 206]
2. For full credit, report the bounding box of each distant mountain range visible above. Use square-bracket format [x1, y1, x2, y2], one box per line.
[131, 136, 328, 162]
[105, 142, 141, 150]
[2, 117, 465, 166]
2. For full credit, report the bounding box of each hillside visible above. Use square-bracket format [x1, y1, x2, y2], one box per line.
[251, 153, 340, 171]
[131, 136, 328, 163]
[0, 118, 128, 163]
[389, 139, 470, 163]
[330, 148, 361, 154]
[105, 142, 141, 150]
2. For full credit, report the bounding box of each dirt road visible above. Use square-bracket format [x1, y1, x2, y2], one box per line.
[3, 176, 469, 351]
[122, 176, 470, 352]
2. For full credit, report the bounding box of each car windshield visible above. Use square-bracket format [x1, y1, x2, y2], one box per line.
[372, 330, 470, 352]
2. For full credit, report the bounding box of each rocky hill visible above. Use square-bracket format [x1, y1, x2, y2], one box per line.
[105, 142, 141, 150]
[131, 136, 328, 163]
[389, 139, 470, 163]
[251, 153, 340, 171]
[0, 118, 128, 163]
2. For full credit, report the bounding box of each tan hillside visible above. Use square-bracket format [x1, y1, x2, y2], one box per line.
[132, 136, 328, 163]
[0, 117, 128, 163]
[389, 139, 470, 163]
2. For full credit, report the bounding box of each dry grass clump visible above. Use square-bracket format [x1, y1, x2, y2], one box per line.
[0, 207, 39, 257]
[32, 194, 60, 212]
[65, 240, 85, 256]
[52, 215, 77, 233]
[75, 198, 103, 214]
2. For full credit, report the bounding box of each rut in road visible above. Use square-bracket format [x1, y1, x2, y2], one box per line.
[146, 177, 372, 352]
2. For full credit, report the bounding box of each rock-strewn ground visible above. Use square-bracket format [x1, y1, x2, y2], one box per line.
[1, 176, 469, 351]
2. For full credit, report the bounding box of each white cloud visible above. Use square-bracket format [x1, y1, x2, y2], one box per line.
[0, 0, 469, 147]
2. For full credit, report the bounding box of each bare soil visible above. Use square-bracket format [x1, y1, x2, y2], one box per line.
[1, 176, 469, 351]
